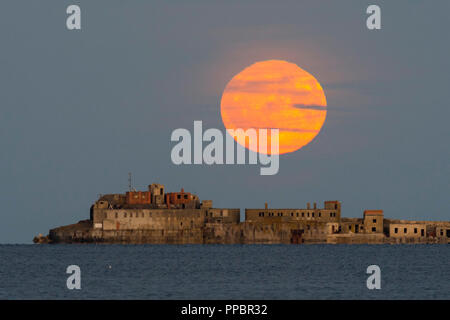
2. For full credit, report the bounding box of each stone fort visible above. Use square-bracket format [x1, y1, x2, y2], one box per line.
[43, 183, 450, 244]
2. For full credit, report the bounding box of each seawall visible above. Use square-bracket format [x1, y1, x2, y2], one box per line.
[47, 220, 444, 244]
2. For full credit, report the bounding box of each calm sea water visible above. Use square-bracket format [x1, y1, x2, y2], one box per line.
[0, 244, 448, 299]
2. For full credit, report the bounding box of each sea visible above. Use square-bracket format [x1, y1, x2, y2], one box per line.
[0, 244, 448, 300]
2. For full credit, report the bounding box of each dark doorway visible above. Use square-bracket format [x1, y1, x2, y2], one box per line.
[355, 225, 359, 233]
[290, 230, 304, 244]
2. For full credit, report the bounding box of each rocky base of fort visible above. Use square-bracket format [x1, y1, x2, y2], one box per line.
[46, 220, 299, 244]
[41, 220, 448, 244]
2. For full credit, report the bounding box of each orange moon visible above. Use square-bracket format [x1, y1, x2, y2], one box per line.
[220, 60, 327, 155]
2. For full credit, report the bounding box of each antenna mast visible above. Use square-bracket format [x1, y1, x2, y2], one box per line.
[128, 172, 132, 191]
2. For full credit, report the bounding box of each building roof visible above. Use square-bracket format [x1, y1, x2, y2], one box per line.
[364, 210, 383, 216]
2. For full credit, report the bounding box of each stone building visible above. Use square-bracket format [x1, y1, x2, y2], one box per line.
[436, 226, 450, 243]
[91, 184, 240, 232]
[244, 201, 341, 243]
[245, 200, 341, 224]
[389, 223, 426, 238]
[363, 210, 384, 234]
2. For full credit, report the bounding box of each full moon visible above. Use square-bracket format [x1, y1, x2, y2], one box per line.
[220, 60, 327, 155]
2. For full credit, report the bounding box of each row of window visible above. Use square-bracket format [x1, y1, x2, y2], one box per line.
[257, 211, 337, 218]
[115, 212, 148, 218]
[113, 212, 203, 222]
[113, 211, 229, 219]
[113, 212, 180, 218]
[393, 227, 425, 236]
[205, 212, 226, 217]
[348, 225, 364, 231]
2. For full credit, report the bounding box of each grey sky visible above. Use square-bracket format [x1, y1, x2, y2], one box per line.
[0, 1, 449, 243]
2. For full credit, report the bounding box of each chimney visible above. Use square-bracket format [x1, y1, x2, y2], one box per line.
[265, 202, 268, 210]
[313, 202, 317, 209]
[307, 202, 310, 209]
[166, 195, 171, 209]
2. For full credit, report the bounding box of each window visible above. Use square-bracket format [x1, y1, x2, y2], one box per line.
[307, 225, 310, 230]
[124, 212, 127, 218]
[130, 213, 133, 218]
[414, 228, 418, 234]
[394, 228, 398, 233]
[373, 219, 377, 223]
[115, 212, 118, 218]
[302, 212, 304, 217]
[296, 212, 299, 217]
[372, 227, 376, 232]
[330, 212, 333, 217]
[421, 229, 425, 236]
[319, 212, 321, 217]
[291, 212, 293, 217]
[312, 212, 315, 217]
[184, 195, 188, 199]
[177, 195, 181, 199]
[404, 228, 407, 234]
[307, 212, 310, 217]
